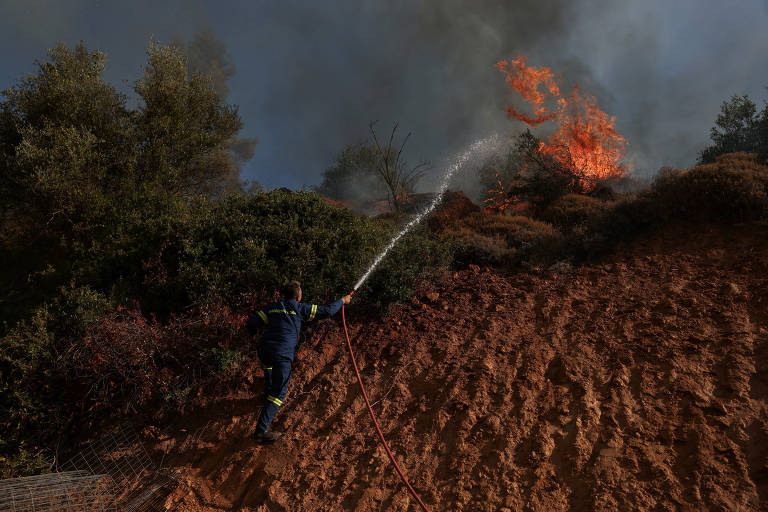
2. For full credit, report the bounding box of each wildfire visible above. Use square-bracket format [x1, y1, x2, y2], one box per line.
[496, 56, 628, 190]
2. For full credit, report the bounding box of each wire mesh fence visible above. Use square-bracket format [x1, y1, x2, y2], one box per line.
[0, 426, 175, 512]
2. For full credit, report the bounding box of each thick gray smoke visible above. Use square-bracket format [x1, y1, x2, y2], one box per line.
[2, 1, 767, 190]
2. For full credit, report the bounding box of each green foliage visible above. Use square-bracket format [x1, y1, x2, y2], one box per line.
[699, 94, 768, 164]
[134, 40, 244, 196]
[164, 190, 391, 308]
[0, 285, 111, 472]
[0, 42, 130, 224]
[200, 347, 244, 374]
[355, 226, 452, 309]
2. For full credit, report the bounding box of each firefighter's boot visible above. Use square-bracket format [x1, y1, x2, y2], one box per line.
[253, 430, 282, 443]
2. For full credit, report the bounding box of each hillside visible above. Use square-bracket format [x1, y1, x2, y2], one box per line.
[154, 221, 768, 511]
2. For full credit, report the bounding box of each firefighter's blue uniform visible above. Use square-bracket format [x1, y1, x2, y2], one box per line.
[246, 298, 343, 433]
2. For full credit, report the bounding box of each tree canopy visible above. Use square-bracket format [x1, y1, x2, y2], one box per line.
[699, 93, 768, 163]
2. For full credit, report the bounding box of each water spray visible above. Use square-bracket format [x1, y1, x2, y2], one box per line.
[341, 135, 501, 511]
[351, 134, 500, 293]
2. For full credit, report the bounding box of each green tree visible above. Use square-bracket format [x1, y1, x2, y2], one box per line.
[0, 40, 254, 328]
[0, 43, 131, 226]
[699, 94, 767, 163]
[171, 28, 258, 175]
[134, 40, 245, 196]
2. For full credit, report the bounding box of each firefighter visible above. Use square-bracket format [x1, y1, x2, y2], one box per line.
[246, 280, 351, 443]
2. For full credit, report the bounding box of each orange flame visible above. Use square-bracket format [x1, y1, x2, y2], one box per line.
[483, 173, 518, 211]
[496, 56, 628, 190]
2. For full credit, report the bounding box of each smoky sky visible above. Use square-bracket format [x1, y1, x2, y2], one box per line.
[1, 0, 767, 191]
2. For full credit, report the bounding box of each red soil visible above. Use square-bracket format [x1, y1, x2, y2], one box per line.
[155, 222, 768, 511]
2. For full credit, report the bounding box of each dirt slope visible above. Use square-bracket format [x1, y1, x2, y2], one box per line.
[156, 222, 768, 511]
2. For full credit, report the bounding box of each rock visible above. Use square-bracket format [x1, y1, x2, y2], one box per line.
[426, 292, 440, 302]
[549, 261, 573, 273]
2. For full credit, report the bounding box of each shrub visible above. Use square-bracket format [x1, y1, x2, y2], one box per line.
[540, 194, 608, 232]
[448, 229, 517, 267]
[651, 153, 768, 222]
[354, 226, 452, 309]
[442, 211, 563, 268]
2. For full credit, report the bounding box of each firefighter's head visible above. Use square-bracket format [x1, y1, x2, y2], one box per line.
[282, 280, 302, 301]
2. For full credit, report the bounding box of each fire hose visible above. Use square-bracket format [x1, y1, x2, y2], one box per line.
[341, 303, 431, 512]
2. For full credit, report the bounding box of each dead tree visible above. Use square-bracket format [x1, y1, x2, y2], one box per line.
[368, 121, 429, 212]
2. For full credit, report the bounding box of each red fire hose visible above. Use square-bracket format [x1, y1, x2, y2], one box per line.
[341, 304, 431, 512]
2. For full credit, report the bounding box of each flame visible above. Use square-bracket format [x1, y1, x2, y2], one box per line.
[483, 173, 518, 211]
[496, 56, 628, 190]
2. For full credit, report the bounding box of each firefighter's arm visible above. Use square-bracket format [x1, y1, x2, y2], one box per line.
[246, 308, 269, 334]
[300, 297, 349, 321]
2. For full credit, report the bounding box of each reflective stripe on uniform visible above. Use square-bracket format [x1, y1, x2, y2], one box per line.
[267, 395, 283, 407]
[263, 367, 272, 370]
[268, 309, 297, 315]
[257, 310, 269, 324]
[309, 304, 318, 321]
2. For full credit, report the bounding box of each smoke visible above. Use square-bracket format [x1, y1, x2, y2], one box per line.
[2, 1, 768, 191]
[172, 26, 258, 184]
[172, 27, 235, 100]
[236, 0, 768, 190]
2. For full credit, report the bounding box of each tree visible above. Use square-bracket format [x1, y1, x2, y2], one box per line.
[0, 41, 255, 328]
[172, 27, 258, 175]
[134, 40, 245, 196]
[0, 43, 132, 226]
[368, 122, 429, 212]
[314, 143, 387, 201]
[699, 94, 767, 163]
[0, 40, 253, 227]
[484, 131, 581, 214]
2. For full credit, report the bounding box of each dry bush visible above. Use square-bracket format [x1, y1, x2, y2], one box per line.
[541, 194, 608, 231]
[427, 190, 480, 231]
[444, 211, 563, 267]
[651, 152, 768, 222]
[448, 228, 517, 267]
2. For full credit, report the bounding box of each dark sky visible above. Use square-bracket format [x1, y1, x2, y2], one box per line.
[1, 0, 767, 191]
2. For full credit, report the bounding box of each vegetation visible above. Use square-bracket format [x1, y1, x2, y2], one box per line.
[0, 42, 445, 477]
[367, 122, 429, 212]
[2, 38, 766, 480]
[481, 131, 606, 214]
[699, 94, 768, 164]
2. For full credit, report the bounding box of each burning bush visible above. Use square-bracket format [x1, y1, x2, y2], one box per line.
[487, 56, 629, 212]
